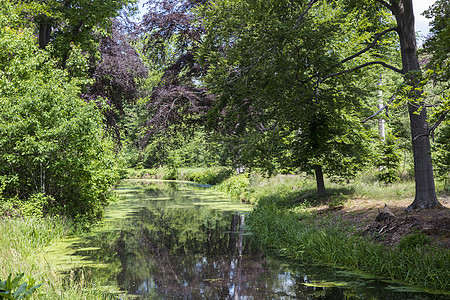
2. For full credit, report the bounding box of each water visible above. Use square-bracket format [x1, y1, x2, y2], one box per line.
[46, 180, 448, 299]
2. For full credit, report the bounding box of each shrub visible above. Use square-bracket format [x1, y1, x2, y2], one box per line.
[0, 22, 119, 223]
[214, 174, 250, 200]
[182, 168, 233, 185]
[397, 231, 431, 251]
[0, 273, 42, 299]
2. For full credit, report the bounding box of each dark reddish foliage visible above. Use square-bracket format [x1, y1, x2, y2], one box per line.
[82, 23, 148, 137]
[140, 0, 214, 142]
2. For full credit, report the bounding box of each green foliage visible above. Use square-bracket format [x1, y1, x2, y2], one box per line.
[0, 273, 42, 299]
[0, 11, 120, 223]
[162, 167, 178, 181]
[397, 231, 431, 251]
[328, 193, 346, 209]
[376, 134, 401, 184]
[140, 127, 228, 169]
[214, 174, 251, 200]
[13, 193, 54, 218]
[11, 0, 137, 65]
[0, 216, 121, 299]
[422, 0, 450, 88]
[432, 121, 450, 184]
[181, 168, 233, 185]
[197, 0, 384, 187]
[248, 196, 449, 291]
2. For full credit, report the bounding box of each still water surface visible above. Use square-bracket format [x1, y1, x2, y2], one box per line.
[46, 180, 447, 299]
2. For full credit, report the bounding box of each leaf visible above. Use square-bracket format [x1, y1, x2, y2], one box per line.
[17, 283, 43, 299]
[6, 273, 12, 290]
[13, 282, 27, 298]
[0, 278, 6, 290]
[10, 273, 24, 290]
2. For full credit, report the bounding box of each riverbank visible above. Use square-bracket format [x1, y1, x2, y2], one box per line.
[1, 169, 448, 297]
[211, 172, 449, 293]
[0, 216, 131, 299]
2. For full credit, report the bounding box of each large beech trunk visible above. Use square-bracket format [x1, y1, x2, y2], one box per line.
[392, 0, 440, 210]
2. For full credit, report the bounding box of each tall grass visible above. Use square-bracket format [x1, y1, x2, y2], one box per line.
[214, 170, 435, 205]
[0, 217, 124, 299]
[248, 201, 450, 291]
[212, 171, 449, 291]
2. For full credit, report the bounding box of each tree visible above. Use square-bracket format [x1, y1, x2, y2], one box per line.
[10, 0, 146, 144]
[14, 0, 138, 67]
[384, 0, 440, 210]
[422, 0, 450, 89]
[139, 0, 214, 143]
[198, 0, 444, 208]
[0, 4, 120, 223]
[421, 0, 450, 152]
[198, 0, 380, 197]
[82, 22, 148, 140]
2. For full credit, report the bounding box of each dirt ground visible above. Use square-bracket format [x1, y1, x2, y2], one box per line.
[312, 196, 450, 249]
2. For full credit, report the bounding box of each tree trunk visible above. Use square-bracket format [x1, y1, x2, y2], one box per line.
[392, 0, 440, 210]
[377, 74, 385, 141]
[37, 14, 52, 49]
[314, 165, 327, 198]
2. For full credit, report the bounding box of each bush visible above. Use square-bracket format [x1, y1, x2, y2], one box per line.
[181, 168, 233, 185]
[214, 174, 250, 200]
[0, 23, 119, 223]
[397, 231, 431, 251]
[432, 121, 450, 184]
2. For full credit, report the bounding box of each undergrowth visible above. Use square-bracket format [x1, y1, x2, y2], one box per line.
[212, 171, 449, 291]
[248, 200, 449, 291]
[125, 167, 233, 185]
[0, 217, 126, 299]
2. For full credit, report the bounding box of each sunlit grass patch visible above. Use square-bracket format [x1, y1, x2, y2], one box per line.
[0, 217, 121, 299]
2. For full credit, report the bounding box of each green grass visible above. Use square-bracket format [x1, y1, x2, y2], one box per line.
[0, 217, 128, 299]
[210, 171, 449, 291]
[247, 200, 450, 292]
[213, 170, 438, 206]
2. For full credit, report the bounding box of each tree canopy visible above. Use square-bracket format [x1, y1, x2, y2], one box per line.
[194, 0, 447, 208]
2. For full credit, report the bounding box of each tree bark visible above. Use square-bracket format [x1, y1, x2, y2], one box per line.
[37, 15, 52, 49]
[391, 0, 440, 210]
[314, 164, 327, 198]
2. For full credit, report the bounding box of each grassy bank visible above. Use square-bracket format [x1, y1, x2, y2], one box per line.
[249, 199, 449, 292]
[0, 217, 126, 299]
[214, 173, 450, 292]
[126, 166, 233, 185]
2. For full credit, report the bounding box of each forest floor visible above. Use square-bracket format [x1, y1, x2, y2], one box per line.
[311, 195, 450, 249]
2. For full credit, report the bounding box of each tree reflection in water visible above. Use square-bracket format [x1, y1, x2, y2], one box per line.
[114, 208, 268, 299]
[64, 182, 448, 300]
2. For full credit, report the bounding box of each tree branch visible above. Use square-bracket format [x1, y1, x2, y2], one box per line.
[362, 92, 396, 123]
[293, 0, 319, 29]
[321, 61, 403, 82]
[298, 28, 401, 85]
[429, 110, 449, 140]
[337, 27, 398, 66]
